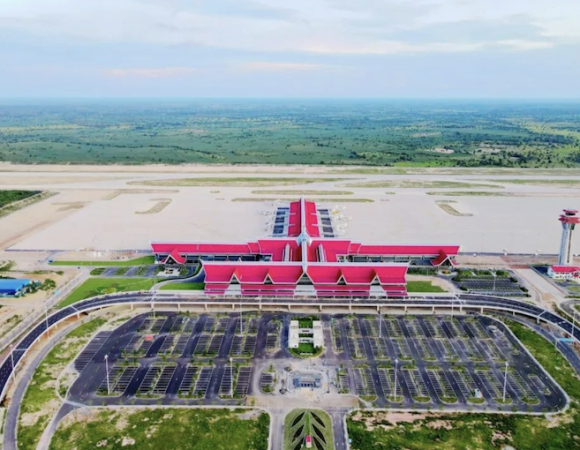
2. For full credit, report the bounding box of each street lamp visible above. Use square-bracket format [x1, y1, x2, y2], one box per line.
[393, 358, 399, 402]
[105, 354, 110, 395]
[572, 310, 577, 341]
[378, 308, 382, 339]
[230, 357, 234, 398]
[502, 361, 509, 402]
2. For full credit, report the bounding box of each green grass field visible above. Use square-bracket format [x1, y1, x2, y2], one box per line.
[159, 282, 205, 290]
[406, 281, 446, 293]
[129, 177, 341, 187]
[344, 180, 502, 189]
[50, 256, 155, 266]
[19, 318, 106, 450]
[347, 319, 580, 450]
[49, 408, 270, 450]
[0, 190, 40, 207]
[59, 278, 157, 307]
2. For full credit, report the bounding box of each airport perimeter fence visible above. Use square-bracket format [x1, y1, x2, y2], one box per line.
[0, 270, 88, 357]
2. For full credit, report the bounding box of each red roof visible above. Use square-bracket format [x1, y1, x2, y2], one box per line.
[551, 265, 580, 274]
[151, 243, 251, 254]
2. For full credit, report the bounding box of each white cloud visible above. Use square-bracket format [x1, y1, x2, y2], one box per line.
[103, 67, 199, 78]
[0, 0, 578, 55]
[235, 61, 341, 72]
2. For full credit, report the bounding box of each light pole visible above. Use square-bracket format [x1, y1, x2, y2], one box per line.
[502, 361, 509, 402]
[451, 297, 455, 318]
[572, 310, 577, 341]
[393, 358, 399, 402]
[105, 354, 110, 395]
[10, 344, 15, 382]
[378, 308, 382, 339]
[239, 301, 243, 335]
[492, 271, 497, 292]
[230, 357, 234, 398]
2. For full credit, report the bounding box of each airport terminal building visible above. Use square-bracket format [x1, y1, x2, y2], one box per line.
[151, 198, 459, 297]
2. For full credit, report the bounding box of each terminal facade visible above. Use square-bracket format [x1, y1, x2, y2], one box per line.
[151, 198, 459, 297]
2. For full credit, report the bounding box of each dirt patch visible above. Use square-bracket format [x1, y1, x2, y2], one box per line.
[351, 411, 432, 431]
[103, 189, 179, 200]
[122, 436, 136, 446]
[20, 398, 61, 426]
[436, 200, 473, 217]
[135, 200, 172, 215]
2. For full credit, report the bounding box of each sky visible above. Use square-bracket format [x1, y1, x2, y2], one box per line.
[0, 0, 579, 98]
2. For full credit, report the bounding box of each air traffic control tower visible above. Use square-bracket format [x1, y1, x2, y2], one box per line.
[558, 209, 580, 265]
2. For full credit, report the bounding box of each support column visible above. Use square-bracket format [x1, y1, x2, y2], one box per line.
[288, 304, 291, 311]
[404, 305, 408, 313]
[204, 303, 208, 311]
[432, 306, 435, 313]
[130, 303, 134, 310]
[319, 304, 322, 312]
[480, 307, 484, 314]
[177, 303, 180, 311]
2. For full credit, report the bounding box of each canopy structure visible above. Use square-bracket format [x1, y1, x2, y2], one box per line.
[151, 198, 460, 297]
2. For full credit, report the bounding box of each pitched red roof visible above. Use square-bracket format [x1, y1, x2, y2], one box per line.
[551, 265, 580, 274]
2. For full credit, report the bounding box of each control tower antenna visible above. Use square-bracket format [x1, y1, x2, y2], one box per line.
[558, 209, 580, 265]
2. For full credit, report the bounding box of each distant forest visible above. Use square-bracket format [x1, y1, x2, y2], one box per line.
[0, 100, 579, 167]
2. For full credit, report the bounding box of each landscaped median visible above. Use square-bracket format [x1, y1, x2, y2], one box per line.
[49, 408, 270, 450]
[18, 317, 106, 450]
[58, 278, 157, 308]
[159, 282, 205, 291]
[49, 255, 155, 267]
[347, 318, 580, 450]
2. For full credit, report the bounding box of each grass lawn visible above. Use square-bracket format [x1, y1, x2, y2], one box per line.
[49, 408, 270, 450]
[50, 255, 155, 266]
[406, 281, 446, 293]
[344, 180, 502, 189]
[347, 319, 580, 450]
[129, 177, 342, 187]
[251, 189, 354, 195]
[19, 318, 106, 450]
[284, 409, 333, 450]
[58, 278, 157, 308]
[160, 282, 205, 291]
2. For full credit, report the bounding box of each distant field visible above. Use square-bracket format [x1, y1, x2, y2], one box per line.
[490, 179, 580, 187]
[345, 180, 501, 189]
[1, 100, 579, 167]
[129, 177, 341, 187]
[426, 191, 512, 197]
[251, 190, 353, 195]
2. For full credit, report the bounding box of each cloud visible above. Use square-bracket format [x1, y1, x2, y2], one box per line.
[103, 67, 199, 78]
[235, 61, 341, 72]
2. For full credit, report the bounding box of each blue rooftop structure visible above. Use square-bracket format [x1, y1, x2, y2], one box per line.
[0, 279, 31, 296]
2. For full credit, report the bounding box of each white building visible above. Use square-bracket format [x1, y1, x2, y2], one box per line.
[548, 265, 580, 281]
[288, 320, 324, 350]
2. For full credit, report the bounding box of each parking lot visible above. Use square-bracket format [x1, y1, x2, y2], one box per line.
[69, 311, 282, 406]
[329, 314, 566, 411]
[69, 312, 565, 413]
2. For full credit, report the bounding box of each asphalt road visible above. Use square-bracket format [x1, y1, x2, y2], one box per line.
[3, 292, 580, 402]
